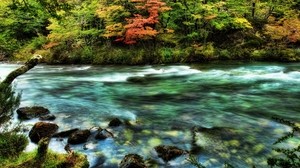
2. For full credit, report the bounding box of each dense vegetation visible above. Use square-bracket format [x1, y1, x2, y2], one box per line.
[0, 0, 300, 64]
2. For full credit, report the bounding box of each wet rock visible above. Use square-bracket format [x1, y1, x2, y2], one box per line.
[154, 145, 186, 162]
[53, 128, 79, 138]
[108, 118, 122, 127]
[39, 114, 56, 121]
[127, 76, 146, 83]
[68, 129, 91, 144]
[29, 122, 59, 143]
[95, 129, 114, 140]
[191, 126, 246, 156]
[17, 106, 50, 120]
[90, 155, 106, 168]
[119, 154, 146, 168]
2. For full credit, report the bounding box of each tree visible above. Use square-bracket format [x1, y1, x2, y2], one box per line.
[264, 17, 300, 43]
[118, 0, 170, 44]
[0, 55, 41, 126]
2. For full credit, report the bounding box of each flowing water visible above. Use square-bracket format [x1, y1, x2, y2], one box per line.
[0, 62, 299, 167]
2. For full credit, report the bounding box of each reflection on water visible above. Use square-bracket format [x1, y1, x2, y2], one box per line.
[0, 62, 299, 167]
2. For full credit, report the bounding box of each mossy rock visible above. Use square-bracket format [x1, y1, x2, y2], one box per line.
[119, 154, 146, 168]
[17, 106, 50, 120]
[154, 145, 186, 162]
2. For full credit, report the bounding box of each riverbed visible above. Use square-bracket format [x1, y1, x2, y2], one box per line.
[0, 62, 299, 167]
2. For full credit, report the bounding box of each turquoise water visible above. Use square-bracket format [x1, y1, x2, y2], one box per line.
[0, 62, 299, 167]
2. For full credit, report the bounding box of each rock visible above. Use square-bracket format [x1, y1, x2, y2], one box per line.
[119, 154, 146, 168]
[29, 122, 59, 143]
[53, 128, 79, 138]
[154, 145, 186, 162]
[17, 106, 50, 120]
[108, 118, 122, 127]
[127, 76, 146, 83]
[39, 114, 56, 121]
[95, 129, 114, 140]
[68, 130, 91, 144]
[90, 155, 106, 168]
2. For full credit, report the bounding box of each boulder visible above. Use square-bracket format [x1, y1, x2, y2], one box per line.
[39, 114, 56, 121]
[53, 128, 79, 138]
[95, 129, 114, 140]
[29, 122, 59, 143]
[154, 145, 186, 162]
[108, 118, 122, 127]
[119, 154, 146, 168]
[67, 130, 91, 144]
[17, 106, 50, 120]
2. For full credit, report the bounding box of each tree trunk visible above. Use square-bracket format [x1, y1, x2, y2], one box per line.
[1, 55, 42, 86]
[252, 2, 256, 18]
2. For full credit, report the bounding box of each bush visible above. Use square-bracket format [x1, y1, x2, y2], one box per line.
[218, 49, 231, 60]
[158, 47, 173, 63]
[267, 118, 300, 167]
[14, 36, 48, 61]
[194, 43, 216, 61]
[0, 84, 20, 126]
[251, 49, 267, 60]
[0, 132, 28, 158]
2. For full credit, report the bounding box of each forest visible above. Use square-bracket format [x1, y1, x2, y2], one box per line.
[0, 0, 300, 168]
[0, 0, 300, 64]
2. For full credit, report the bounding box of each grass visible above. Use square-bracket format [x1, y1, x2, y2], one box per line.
[0, 150, 89, 168]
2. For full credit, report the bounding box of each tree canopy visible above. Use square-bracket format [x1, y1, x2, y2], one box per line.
[0, 0, 299, 63]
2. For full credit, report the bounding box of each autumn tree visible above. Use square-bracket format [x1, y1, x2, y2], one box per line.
[118, 0, 170, 44]
[264, 17, 300, 44]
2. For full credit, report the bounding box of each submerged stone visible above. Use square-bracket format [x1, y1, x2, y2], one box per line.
[68, 129, 91, 144]
[127, 76, 146, 83]
[17, 106, 50, 120]
[119, 154, 146, 168]
[108, 118, 123, 127]
[154, 145, 186, 162]
[95, 129, 114, 140]
[53, 128, 79, 138]
[39, 114, 56, 121]
[29, 122, 59, 143]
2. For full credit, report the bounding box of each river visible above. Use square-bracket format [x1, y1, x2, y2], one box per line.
[0, 62, 299, 167]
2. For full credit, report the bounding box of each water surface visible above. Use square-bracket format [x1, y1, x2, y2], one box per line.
[0, 62, 299, 167]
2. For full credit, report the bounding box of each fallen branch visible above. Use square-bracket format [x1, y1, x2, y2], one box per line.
[1, 55, 42, 86]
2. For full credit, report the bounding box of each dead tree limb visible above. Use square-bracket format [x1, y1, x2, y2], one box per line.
[1, 55, 42, 85]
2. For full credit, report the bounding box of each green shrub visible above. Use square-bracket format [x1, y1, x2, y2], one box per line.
[251, 49, 267, 60]
[194, 43, 216, 61]
[267, 118, 300, 167]
[158, 47, 173, 63]
[0, 84, 20, 126]
[14, 36, 48, 61]
[0, 132, 28, 158]
[218, 49, 231, 60]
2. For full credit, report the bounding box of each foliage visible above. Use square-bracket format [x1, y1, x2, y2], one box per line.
[0, 0, 299, 63]
[0, 132, 28, 159]
[264, 17, 300, 43]
[267, 117, 300, 168]
[117, 0, 170, 44]
[0, 83, 21, 126]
